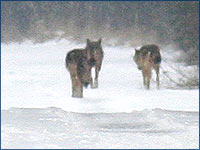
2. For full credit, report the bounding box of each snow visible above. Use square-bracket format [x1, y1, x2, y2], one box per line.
[1, 39, 199, 148]
[2, 107, 199, 149]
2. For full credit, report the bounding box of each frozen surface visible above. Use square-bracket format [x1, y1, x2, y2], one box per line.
[1, 39, 199, 148]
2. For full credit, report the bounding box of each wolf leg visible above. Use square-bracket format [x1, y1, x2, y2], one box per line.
[143, 69, 151, 90]
[72, 76, 83, 98]
[93, 59, 102, 89]
[155, 65, 160, 89]
[90, 67, 98, 89]
[90, 67, 95, 88]
[69, 64, 83, 98]
[146, 76, 150, 90]
[146, 70, 152, 90]
[93, 67, 100, 88]
[90, 77, 94, 88]
[142, 70, 147, 88]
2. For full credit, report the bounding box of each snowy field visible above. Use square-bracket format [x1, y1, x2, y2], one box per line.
[1, 39, 199, 149]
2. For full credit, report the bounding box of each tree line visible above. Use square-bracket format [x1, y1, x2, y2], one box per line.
[1, 1, 199, 65]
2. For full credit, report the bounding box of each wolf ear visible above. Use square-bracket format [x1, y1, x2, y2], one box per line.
[98, 38, 102, 44]
[87, 39, 90, 45]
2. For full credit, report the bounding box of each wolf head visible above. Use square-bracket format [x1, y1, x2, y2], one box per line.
[134, 48, 143, 70]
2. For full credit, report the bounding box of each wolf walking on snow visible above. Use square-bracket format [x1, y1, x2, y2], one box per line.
[134, 44, 161, 89]
[65, 38, 104, 98]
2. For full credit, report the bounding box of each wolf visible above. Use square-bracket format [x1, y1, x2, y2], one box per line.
[65, 38, 103, 98]
[133, 44, 161, 89]
[85, 38, 104, 88]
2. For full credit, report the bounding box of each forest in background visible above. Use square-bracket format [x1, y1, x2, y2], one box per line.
[1, 1, 199, 66]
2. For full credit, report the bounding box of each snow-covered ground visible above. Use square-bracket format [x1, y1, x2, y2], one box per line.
[1, 39, 199, 148]
[2, 107, 198, 149]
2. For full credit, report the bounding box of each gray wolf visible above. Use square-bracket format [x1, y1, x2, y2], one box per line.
[134, 44, 161, 89]
[65, 38, 103, 98]
[85, 38, 104, 88]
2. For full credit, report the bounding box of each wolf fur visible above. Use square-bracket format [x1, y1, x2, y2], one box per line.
[85, 38, 104, 88]
[134, 44, 161, 89]
[65, 38, 103, 98]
